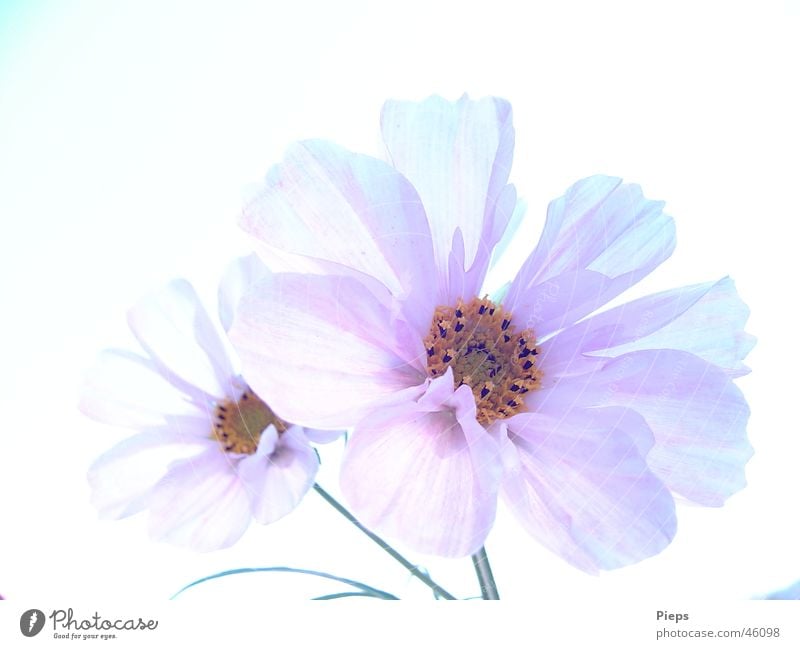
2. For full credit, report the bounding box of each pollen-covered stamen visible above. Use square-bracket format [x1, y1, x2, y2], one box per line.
[212, 386, 287, 455]
[425, 296, 542, 426]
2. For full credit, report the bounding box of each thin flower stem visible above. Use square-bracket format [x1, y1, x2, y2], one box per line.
[313, 483, 457, 600]
[471, 546, 500, 600]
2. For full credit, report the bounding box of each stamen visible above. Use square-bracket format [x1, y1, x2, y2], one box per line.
[424, 296, 542, 426]
[212, 386, 287, 455]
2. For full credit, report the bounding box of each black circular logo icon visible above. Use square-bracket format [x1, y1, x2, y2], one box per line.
[20, 609, 46, 637]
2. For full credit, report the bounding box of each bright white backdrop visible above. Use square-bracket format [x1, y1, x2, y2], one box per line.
[1, 0, 798, 605]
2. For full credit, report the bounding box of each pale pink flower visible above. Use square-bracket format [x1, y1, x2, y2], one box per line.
[230, 96, 753, 570]
[81, 257, 338, 551]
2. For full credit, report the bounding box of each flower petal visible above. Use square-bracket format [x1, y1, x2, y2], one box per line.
[340, 383, 502, 557]
[301, 427, 345, 444]
[457, 183, 519, 303]
[218, 254, 272, 332]
[489, 194, 527, 272]
[147, 448, 252, 551]
[588, 277, 755, 377]
[540, 280, 717, 370]
[229, 272, 426, 429]
[381, 94, 515, 286]
[549, 350, 753, 505]
[80, 349, 204, 427]
[505, 176, 675, 331]
[237, 425, 318, 524]
[88, 429, 215, 519]
[502, 406, 676, 572]
[128, 279, 237, 401]
[504, 268, 613, 340]
[240, 139, 438, 336]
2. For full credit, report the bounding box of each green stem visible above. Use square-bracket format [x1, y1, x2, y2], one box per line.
[314, 483, 457, 600]
[471, 546, 500, 600]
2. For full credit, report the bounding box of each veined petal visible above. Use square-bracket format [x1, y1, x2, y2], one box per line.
[537, 277, 753, 377]
[218, 254, 272, 333]
[587, 277, 755, 377]
[229, 272, 426, 429]
[381, 95, 515, 286]
[80, 349, 206, 428]
[241, 139, 438, 337]
[457, 183, 519, 303]
[505, 176, 675, 331]
[550, 350, 753, 505]
[340, 384, 502, 557]
[504, 268, 612, 340]
[147, 448, 252, 551]
[502, 406, 676, 572]
[488, 191, 527, 271]
[88, 429, 215, 519]
[237, 425, 318, 524]
[128, 279, 237, 402]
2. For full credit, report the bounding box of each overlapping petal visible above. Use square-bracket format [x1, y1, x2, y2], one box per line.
[80, 349, 207, 427]
[218, 254, 272, 333]
[128, 279, 238, 402]
[537, 277, 754, 378]
[505, 176, 676, 336]
[501, 406, 676, 572]
[237, 425, 319, 524]
[381, 95, 516, 289]
[88, 428, 215, 519]
[147, 448, 253, 551]
[340, 375, 502, 557]
[240, 139, 438, 336]
[588, 277, 755, 377]
[230, 272, 426, 429]
[549, 350, 752, 505]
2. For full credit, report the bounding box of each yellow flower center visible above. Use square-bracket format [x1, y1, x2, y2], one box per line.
[424, 297, 541, 426]
[213, 386, 287, 455]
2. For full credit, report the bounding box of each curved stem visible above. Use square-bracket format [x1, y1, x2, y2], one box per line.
[471, 546, 499, 600]
[170, 566, 398, 600]
[314, 483, 457, 600]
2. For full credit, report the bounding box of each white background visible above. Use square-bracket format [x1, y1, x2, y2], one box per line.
[1, 0, 798, 614]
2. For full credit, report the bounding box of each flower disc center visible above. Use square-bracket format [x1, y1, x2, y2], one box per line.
[213, 386, 287, 455]
[424, 296, 541, 426]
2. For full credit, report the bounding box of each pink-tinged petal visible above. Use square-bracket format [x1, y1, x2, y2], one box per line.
[128, 279, 237, 401]
[147, 448, 252, 551]
[505, 268, 612, 340]
[505, 177, 675, 332]
[237, 425, 318, 524]
[80, 349, 206, 427]
[381, 95, 514, 286]
[489, 193, 527, 271]
[241, 139, 438, 337]
[417, 366, 456, 410]
[588, 277, 755, 377]
[456, 184, 519, 303]
[340, 383, 502, 557]
[501, 407, 676, 572]
[302, 427, 345, 444]
[516, 176, 675, 284]
[536, 278, 726, 377]
[218, 254, 272, 332]
[88, 429, 215, 519]
[230, 272, 426, 429]
[549, 350, 752, 505]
